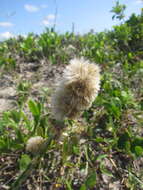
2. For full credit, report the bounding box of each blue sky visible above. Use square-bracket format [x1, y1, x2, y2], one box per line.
[0, 0, 142, 39]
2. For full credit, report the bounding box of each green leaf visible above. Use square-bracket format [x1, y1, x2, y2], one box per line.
[117, 132, 130, 150]
[100, 163, 113, 177]
[36, 126, 44, 137]
[21, 111, 32, 130]
[94, 137, 105, 143]
[85, 172, 96, 188]
[0, 120, 7, 134]
[0, 139, 6, 150]
[15, 128, 24, 143]
[10, 110, 21, 123]
[135, 146, 143, 156]
[80, 184, 86, 190]
[131, 137, 143, 155]
[28, 99, 40, 116]
[96, 154, 107, 162]
[102, 168, 113, 177]
[65, 180, 72, 190]
[11, 142, 23, 150]
[19, 154, 31, 171]
[73, 146, 79, 155]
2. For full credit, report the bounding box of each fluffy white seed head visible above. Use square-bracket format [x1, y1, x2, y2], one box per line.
[51, 58, 101, 120]
[26, 136, 45, 154]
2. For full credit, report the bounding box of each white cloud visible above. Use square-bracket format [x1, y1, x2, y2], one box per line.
[42, 20, 50, 26]
[24, 4, 48, 13]
[0, 32, 14, 39]
[135, 0, 143, 4]
[0, 22, 13, 27]
[24, 4, 39, 12]
[42, 14, 55, 26]
[47, 14, 55, 20]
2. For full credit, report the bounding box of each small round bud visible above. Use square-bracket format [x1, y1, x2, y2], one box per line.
[26, 136, 45, 154]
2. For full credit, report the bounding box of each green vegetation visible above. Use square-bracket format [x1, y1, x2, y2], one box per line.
[0, 3, 143, 190]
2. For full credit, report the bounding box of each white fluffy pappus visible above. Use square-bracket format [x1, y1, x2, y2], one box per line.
[26, 136, 45, 154]
[51, 58, 101, 120]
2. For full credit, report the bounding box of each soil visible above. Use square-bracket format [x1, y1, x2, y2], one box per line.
[0, 59, 66, 114]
